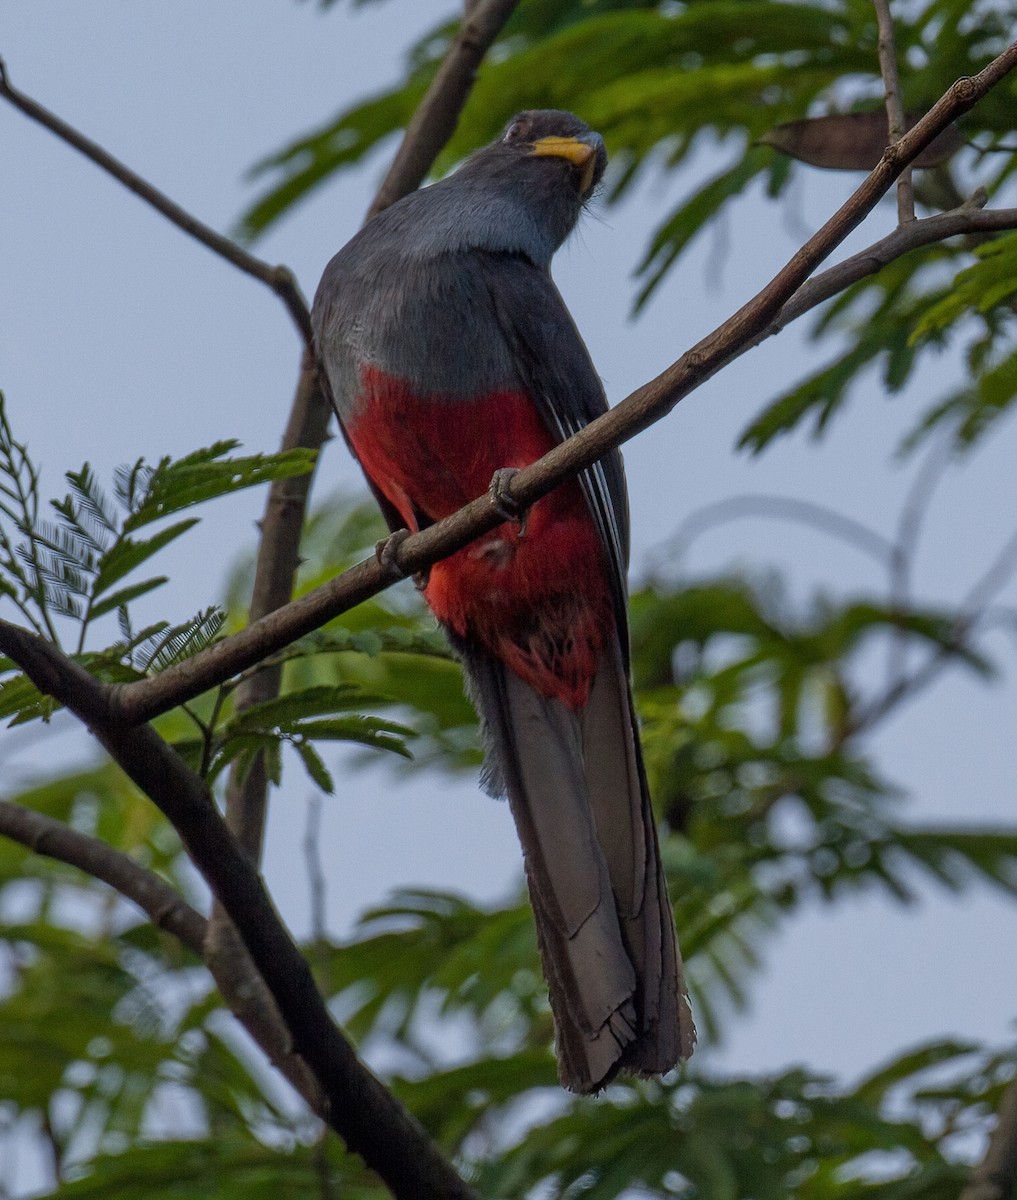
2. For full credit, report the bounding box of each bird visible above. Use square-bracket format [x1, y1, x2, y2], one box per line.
[312, 109, 694, 1093]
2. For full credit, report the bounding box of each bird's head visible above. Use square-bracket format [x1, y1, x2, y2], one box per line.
[440, 109, 606, 264]
[492, 109, 607, 201]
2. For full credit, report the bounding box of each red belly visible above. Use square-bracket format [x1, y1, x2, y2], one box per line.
[347, 365, 612, 708]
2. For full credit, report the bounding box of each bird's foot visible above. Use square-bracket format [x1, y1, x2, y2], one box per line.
[374, 528, 412, 579]
[489, 467, 529, 537]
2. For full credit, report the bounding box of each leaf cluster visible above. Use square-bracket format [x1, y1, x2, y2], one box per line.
[0, 409, 426, 798]
[3, 480, 1016, 1194]
[239, 0, 1017, 459]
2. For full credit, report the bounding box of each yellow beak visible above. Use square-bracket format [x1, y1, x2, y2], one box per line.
[530, 135, 598, 193]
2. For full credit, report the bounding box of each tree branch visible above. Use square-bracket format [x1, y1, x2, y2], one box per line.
[0, 796, 207, 952]
[960, 1073, 1017, 1200]
[873, 0, 914, 221]
[365, 0, 521, 221]
[770, 196, 1012, 330]
[0, 622, 478, 1200]
[0, 57, 313, 346]
[664, 493, 895, 570]
[0, 793, 327, 1126]
[204, 355, 330, 1036]
[104, 43, 1017, 726]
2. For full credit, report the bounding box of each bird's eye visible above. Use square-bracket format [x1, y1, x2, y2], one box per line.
[502, 120, 527, 144]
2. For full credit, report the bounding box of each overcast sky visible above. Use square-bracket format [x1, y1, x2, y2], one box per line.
[3, 4, 1017, 1190]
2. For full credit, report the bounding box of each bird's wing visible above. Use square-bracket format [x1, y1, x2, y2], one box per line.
[475, 249, 632, 656]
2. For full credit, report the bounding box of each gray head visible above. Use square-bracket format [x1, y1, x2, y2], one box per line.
[453, 109, 607, 247]
[356, 109, 607, 270]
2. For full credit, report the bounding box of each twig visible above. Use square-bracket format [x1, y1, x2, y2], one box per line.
[959, 1073, 1017, 1200]
[873, 0, 914, 221]
[772, 197, 1008, 329]
[0, 57, 312, 346]
[105, 45, 1017, 725]
[365, 0, 521, 220]
[0, 622, 478, 1200]
[204, 357, 329, 1012]
[846, 521, 1017, 738]
[662, 493, 894, 570]
[0, 796, 207, 951]
[886, 433, 954, 688]
[303, 793, 328, 946]
[0, 794, 327, 1121]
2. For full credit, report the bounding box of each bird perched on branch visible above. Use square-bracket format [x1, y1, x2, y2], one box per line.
[312, 109, 694, 1093]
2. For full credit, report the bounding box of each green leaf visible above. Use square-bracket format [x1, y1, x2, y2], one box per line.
[93, 519, 199, 596]
[912, 230, 1017, 340]
[124, 444, 316, 532]
[294, 738, 336, 793]
[88, 575, 169, 619]
[634, 149, 770, 310]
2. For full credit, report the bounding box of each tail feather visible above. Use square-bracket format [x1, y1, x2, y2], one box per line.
[462, 639, 695, 1093]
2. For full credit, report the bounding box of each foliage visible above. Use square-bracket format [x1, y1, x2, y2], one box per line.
[3, 0, 1017, 1197]
[3, 475, 1016, 1193]
[241, 0, 1017, 457]
[0, 402, 415, 790]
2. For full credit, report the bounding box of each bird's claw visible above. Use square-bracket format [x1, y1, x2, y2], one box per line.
[375, 528, 412, 579]
[489, 467, 529, 537]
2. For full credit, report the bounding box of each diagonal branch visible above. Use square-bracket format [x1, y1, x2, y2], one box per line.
[0, 796, 207, 952]
[770, 196, 1014, 328]
[0, 621, 478, 1200]
[0, 793, 328, 1127]
[366, 0, 521, 220]
[105, 43, 1017, 726]
[0, 57, 313, 346]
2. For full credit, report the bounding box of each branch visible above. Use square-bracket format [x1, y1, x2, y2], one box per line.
[885, 433, 953, 688]
[664, 493, 895, 569]
[0, 793, 327, 1123]
[0, 796, 207, 953]
[0, 622, 478, 1200]
[960, 1073, 1017, 1200]
[845, 520, 1017, 738]
[771, 197, 1013, 330]
[108, 43, 1017, 726]
[219, 355, 332, 858]
[0, 57, 313, 346]
[872, 0, 914, 221]
[365, 0, 521, 220]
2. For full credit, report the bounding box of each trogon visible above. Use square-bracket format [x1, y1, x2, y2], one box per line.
[312, 109, 695, 1093]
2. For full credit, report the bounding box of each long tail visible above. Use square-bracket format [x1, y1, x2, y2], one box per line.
[461, 636, 695, 1093]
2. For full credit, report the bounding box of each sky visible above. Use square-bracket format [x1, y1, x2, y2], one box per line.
[2, 2, 1017, 1192]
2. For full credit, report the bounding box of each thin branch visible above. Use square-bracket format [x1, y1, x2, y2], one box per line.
[661, 493, 894, 570]
[873, 0, 914, 221]
[886, 432, 954, 687]
[304, 793, 328, 946]
[107, 44, 1017, 726]
[0, 796, 207, 952]
[365, 0, 521, 220]
[220, 354, 331, 860]
[762, 198, 1012, 335]
[0, 57, 312, 346]
[960, 1073, 1017, 1200]
[0, 794, 325, 1123]
[0, 622, 478, 1200]
[846, 521, 1017, 738]
[0, 799, 312, 1122]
